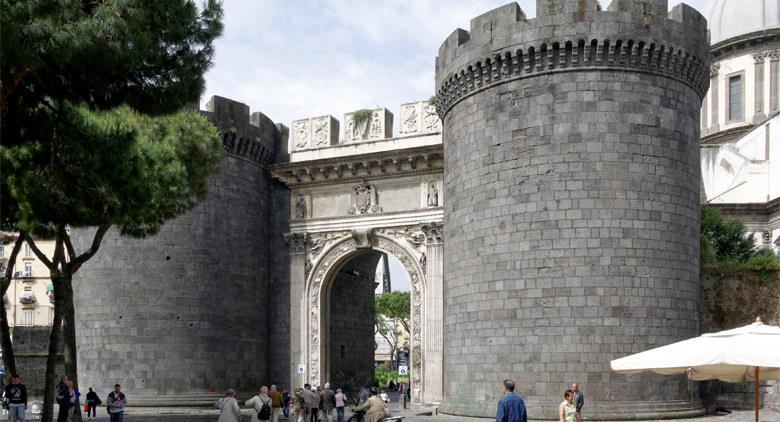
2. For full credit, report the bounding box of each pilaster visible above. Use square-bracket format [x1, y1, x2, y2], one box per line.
[284, 232, 308, 387]
[421, 222, 443, 404]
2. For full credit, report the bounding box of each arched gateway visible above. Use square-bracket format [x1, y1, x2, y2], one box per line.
[274, 102, 444, 404]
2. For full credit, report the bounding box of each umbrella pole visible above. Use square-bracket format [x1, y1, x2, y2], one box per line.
[754, 367, 759, 422]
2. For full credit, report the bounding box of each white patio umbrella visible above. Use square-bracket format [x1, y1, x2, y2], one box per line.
[610, 317, 780, 422]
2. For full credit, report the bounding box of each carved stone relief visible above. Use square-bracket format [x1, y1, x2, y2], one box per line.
[293, 119, 310, 150]
[399, 101, 442, 135]
[427, 181, 439, 207]
[291, 115, 338, 150]
[349, 181, 382, 214]
[344, 108, 393, 142]
[294, 194, 307, 219]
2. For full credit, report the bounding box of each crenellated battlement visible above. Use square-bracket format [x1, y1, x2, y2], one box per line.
[435, 0, 709, 117]
[202, 95, 285, 166]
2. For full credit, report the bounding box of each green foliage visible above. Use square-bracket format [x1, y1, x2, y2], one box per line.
[427, 96, 436, 106]
[700, 205, 757, 264]
[700, 206, 780, 282]
[373, 363, 395, 388]
[0, 0, 225, 237]
[352, 109, 373, 126]
[2, 105, 224, 237]
[375, 291, 411, 331]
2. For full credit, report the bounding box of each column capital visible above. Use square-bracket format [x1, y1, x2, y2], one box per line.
[283, 232, 308, 253]
[421, 222, 444, 245]
[754, 53, 766, 64]
[710, 63, 720, 77]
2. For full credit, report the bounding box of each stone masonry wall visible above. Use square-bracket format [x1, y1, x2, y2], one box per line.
[435, 1, 709, 419]
[73, 97, 283, 404]
[13, 326, 63, 397]
[328, 253, 379, 393]
[699, 268, 780, 410]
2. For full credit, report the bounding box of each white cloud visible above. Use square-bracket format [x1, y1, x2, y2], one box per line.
[202, 0, 709, 130]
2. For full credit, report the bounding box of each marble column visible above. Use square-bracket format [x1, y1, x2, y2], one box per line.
[711, 63, 720, 131]
[285, 232, 308, 388]
[422, 222, 444, 404]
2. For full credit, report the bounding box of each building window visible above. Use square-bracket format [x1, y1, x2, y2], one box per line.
[24, 262, 32, 277]
[728, 74, 743, 122]
[22, 310, 33, 326]
[24, 243, 31, 257]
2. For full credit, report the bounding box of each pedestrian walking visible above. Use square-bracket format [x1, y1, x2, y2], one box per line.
[495, 379, 527, 422]
[334, 388, 347, 422]
[353, 387, 384, 422]
[4, 374, 27, 422]
[66, 380, 80, 422]
[106, 384, 127, 422]
[571, 383, 584, 420]
[311, 386, 321, 422]
[321, 383, 336, 422]
[85, 387, 100, 420]
[291, 387, 306, 422]
[216, 389, 242, 422]
[55, 376, 75, 422]
[302, 384, 316, 422]
[269, 385, 283, 422]
[559, 390, 578, 422]
[245, 386, 273, 422]
[282, 388, 291, 418]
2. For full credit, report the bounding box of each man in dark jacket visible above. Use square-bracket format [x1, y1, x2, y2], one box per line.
[4, 374, 27, 422]
[572, 383, 584, 419]
[321, 383, 337, 422]
[495, 379, 527, 422]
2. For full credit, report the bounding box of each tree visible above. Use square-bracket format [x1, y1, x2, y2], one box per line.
[1, 1, 224, 421]
[375, 291, 411, 369]
[0, 235, 24, 376]
[701, 205, 757, 264]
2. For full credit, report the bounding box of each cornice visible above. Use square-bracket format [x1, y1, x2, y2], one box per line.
[272, 144, 443, 188]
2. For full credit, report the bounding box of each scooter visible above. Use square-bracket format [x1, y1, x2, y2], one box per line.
[347, 409, 405, 422]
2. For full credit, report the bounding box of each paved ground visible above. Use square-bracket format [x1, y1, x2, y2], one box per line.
[1, 409, 776, 421]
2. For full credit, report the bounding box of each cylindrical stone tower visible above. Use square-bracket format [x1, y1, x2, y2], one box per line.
[73, 96, 285, 404]
[435, 0, 709, 419]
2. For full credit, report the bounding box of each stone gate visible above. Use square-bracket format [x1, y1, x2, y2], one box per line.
[273, 102, 445, 404]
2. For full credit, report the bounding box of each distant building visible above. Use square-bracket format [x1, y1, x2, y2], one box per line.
[0, 234, 56, 329]
[374, 315, 409, 367]
[700, 0, 780, 253]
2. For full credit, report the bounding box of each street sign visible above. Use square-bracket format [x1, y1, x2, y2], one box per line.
[297, 365, 305, 374]
[398, 365, 408, 376]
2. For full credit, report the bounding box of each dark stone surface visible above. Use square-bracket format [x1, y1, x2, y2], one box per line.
[435, 0, 708, 418]
[72, 96, 288, 402]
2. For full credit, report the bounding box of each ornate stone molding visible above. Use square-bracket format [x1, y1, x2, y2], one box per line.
[435, 38, 709, 118]
[710, 63, 720, 77]
[271, 145, 443, 188]
[284, 232, 308, 254]
[304, 232, 425, 395]
[421, 222, 444, 245]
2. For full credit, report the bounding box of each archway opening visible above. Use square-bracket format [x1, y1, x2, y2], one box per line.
[321, 249, 412, 396]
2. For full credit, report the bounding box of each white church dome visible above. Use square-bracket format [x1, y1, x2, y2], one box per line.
[706, 0, 780, 45]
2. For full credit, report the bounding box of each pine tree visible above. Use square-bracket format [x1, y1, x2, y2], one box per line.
[1, 2, 224, 420]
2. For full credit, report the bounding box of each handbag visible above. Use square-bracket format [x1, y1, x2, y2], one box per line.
[383, 404, 391, 417]
[84, 403, 89, 412]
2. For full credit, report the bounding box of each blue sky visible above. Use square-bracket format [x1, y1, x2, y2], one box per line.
[202, 0, 711, 291]
[202, 0, 710, 130]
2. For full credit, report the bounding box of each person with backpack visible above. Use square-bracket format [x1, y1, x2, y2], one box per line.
[106, 384, 127, 422]
[245, 386, 273, 422]
[85, 387, 100, 420]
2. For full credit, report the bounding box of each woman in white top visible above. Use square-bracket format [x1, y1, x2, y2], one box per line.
[216, 389, 242, 422]
[559, 389, 580, 422]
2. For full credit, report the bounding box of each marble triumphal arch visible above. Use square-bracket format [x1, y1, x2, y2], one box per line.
[273, 101, 444, 404]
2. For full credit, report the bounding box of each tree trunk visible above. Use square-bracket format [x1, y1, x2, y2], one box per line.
[0, 235, 24, 375]
[62, 276, 81, 422]
[0, 304, 17, 376]
[42, 277, 65, 422]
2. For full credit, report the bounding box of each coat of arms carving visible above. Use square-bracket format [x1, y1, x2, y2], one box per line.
[349, 181, 382, 214]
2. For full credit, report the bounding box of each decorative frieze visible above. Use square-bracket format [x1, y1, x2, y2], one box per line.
[292, 115, 339, 151]
[344, 108, 393, 142]
[399, 101, 442, 136]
